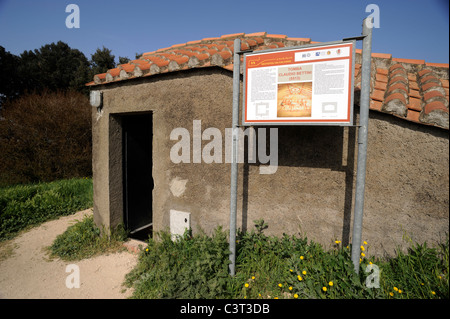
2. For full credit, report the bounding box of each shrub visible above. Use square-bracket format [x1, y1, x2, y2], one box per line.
[49, 215, 127, 261]
[0, 90, 92, 187]
[125, 228, 235, 299]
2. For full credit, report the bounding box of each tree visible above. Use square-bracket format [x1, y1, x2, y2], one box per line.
[0, 46, 21, 105]
[16, 41, 91, 94]
[119, 56, 130, 64]
[90, 46, 116, 75]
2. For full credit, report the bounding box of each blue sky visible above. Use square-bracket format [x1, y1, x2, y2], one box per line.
[0, 0, 448, 64]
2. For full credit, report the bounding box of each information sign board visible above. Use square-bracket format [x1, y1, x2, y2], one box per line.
[243, 41, 355, 125]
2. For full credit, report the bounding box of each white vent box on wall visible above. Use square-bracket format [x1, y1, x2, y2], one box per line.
[170, 209, 191, 240]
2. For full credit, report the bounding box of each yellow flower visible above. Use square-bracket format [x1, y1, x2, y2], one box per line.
[258, 293, 262, 297]
[289, 286, 293, 291]
[431, 291, 436, 295]
[369, 261, 373, 265]
[145, 248, 149, 252]
[289, 269, 293, 273]
[328, 281, 334, 286]
[389, 292, 394, 297]
[322, 287, 327, 292]
[300, 256, 304, 260]
[297, 275, 303, 281]
[398, 289, 402, 294]
[244, 283, 249, 288]
[361, 252, 365, 257]
[244, 296, 247, 299]
[302, 270, 307, 275]
[360, 246, 365, 251]
[274, 297, 278, 299]
[294, 293, 298, 299]
[393, 287, 398, 292]
[251, 276, 255, 280]
[363, 241, 368, 245]
[335, 240, 341, 244]
[278, 283, 283, 288]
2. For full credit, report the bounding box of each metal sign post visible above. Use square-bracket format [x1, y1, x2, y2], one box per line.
[350, 17, 373, 274]
[229, 38, 241, 276]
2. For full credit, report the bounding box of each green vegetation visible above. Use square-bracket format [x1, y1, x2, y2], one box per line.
[0, 91, 92, 187]
[0, 178, 93, 241]
[125, 219, 448, 299]
[49, 215, 127, 261]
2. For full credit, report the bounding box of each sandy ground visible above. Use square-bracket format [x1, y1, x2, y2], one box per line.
[0, 209, 139, 299]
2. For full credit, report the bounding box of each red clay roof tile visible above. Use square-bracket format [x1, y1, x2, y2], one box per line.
[266, 34, 287, 39]
[372, 52, 392, 59]
[286, 37, 311, 42]
[370, 100, 383, 112]
[406, 109, 421, 123]
[392, 58, 425, 65]
[409, 89, 421, 99]
[425, 62, 449, 68]
[424, 101, 448, 114]
[408, 97, 422, 111]
[424, 90, 445, 101]
[385, 92, 407, 105]
[371, 89, 385, 102]
[377, 68, 389, 75]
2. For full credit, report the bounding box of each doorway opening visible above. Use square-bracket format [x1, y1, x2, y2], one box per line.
[122, 113, 153, 241]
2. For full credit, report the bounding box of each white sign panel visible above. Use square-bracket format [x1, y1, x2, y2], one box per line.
[243, 41, 355, 126]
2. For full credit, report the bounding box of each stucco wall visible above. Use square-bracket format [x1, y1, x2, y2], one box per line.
[92, 68, 449, 256]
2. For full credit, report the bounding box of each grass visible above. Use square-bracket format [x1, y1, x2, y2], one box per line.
[124, 219, 448, 299]
[48, 214, 127, 261]
[0, 177, 93, 241]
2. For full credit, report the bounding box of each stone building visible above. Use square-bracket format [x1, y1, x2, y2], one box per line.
[87, 32, 449, 255]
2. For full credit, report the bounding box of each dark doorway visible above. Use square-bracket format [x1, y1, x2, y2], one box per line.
[122, 113, 153, 240]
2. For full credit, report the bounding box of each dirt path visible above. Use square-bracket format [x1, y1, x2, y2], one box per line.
[0, 209, 139, 299]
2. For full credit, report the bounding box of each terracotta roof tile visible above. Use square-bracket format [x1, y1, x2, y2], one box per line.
[377, 68, 389, 75]
[425, 62, 450, 68]
[424, 101, 448, 114]
[266, 34, 287, 39]
[392, 58, 425, 65]
[372, 52, 392, 59]
[408, 97, 422, 111]
[370, 100, 383, 112]
[409, 89, 421, 99]
[375, 73, 388, 83]
[86, 31, 449, 129]
[286, 37, 311, 42]
[371, 89, 385, 102]
[409, 81, 420, 91]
